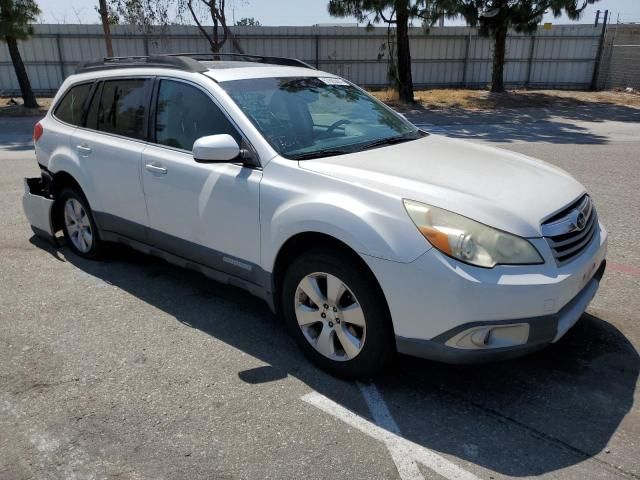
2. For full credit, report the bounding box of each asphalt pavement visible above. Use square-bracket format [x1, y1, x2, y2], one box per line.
[1, 105, 639, 480]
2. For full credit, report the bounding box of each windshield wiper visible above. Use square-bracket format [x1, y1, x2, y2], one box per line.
[288, 149, 353, 160]
[359, 133, 419, 151]
[288, 132, 423, 160]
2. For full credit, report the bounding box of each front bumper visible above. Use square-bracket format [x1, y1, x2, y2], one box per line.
[22, 177, 56, 244]
[395, 260, 605, 364]
[362, 222, 608, 364]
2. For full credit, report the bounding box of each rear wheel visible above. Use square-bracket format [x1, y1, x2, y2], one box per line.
[281, 249, 394, 378]
[59, 188, 103, 259]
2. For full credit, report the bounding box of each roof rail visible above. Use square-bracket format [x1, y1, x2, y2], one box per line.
[75, 53, 315, 74]
[166, 53, 316, 69]
[76, 55, 208, 74]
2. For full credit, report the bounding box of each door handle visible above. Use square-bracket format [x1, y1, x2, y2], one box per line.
[145, 163, 168, 174]
[76, 144, 92, 155]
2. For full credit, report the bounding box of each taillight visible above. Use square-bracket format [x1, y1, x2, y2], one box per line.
[33, 122, 43, 142]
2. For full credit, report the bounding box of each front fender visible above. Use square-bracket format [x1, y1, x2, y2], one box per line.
[260, 159, 431, 272]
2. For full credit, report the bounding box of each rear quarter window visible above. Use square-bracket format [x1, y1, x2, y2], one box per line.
[54, 83, 93, 126]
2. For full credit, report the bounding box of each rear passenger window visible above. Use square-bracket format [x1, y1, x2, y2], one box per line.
[155, 80, 240, 151]
[54, 83, 93, 126]
[88, 79, 151, 140]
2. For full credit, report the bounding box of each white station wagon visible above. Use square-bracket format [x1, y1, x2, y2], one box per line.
[23, 54, 607, 378]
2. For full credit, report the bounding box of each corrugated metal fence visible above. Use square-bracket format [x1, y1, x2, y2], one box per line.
[0, 23, 605, 95]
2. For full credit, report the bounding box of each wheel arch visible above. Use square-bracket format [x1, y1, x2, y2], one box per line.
[49, 170, 88, 232]
[271, 231, 394, 336]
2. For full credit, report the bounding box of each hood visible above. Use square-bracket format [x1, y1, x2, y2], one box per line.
[299, 135, 586, 237]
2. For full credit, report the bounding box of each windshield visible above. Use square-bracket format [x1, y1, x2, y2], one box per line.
[220, 77, 422, 159]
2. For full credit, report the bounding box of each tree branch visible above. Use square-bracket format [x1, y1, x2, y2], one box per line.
[377, 7, 397, 24]
[187, 0, 217, 52]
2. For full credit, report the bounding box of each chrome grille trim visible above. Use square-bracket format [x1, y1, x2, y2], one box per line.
[542, 195, 598, 265]
[541, 195, 592, 237]
[546, 209, 596, 248]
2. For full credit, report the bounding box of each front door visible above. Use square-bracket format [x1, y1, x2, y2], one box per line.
[141, 78, 262, 281]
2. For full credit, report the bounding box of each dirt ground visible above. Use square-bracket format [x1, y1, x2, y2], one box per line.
[0, 97, 51, 117]
[372, 88, 640, 112]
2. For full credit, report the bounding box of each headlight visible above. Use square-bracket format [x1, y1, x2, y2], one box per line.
[403, 199, 543, 268]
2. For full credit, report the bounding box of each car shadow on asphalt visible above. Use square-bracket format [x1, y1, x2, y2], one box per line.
[405, 102, 640, 145]
[35, 237, 639, 478]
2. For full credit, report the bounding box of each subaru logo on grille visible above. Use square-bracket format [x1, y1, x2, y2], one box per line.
[568, 203, 589, 232]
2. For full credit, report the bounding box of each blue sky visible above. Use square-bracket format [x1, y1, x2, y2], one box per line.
[36, 0, 640, 26]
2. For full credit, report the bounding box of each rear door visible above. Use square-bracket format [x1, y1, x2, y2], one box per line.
[140, 78, 262, 280]
[71, 77, 152, 240]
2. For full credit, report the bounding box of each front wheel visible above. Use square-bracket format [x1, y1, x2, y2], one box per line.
[281, 249, 394, 379]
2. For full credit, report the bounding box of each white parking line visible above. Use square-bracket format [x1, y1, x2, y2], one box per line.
[357, 382, 424, 480]
[302, 388, 481, 480]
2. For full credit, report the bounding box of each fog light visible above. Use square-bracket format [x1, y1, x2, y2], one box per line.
[445, 323, 530, 350]
[470, 328, 491, 347]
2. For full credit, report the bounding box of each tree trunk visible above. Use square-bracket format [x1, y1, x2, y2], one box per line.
[491, 25, 507, 93]
[212, 16, 221, 53]
[5, 35, 39, 109]
[229, 29, 244, 53]
[395, 4, 414, 103]
[98, 0, 114, 57]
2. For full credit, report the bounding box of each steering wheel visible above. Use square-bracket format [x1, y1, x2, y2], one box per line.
[325, 119, 351, 136]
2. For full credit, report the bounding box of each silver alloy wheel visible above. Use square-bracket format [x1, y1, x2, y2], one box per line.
[294, 272, 366, 361]
[63, 198, 93, 253]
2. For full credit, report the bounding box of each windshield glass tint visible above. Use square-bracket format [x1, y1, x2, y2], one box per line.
[220, 77, 418, 159]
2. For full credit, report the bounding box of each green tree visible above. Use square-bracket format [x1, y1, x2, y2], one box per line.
[442, 0, 600, 92]
[328, 0, 441, 103]
[103, 0, 173, 31]
[0, 0, 40, 108]
[236, 16, 260, 26]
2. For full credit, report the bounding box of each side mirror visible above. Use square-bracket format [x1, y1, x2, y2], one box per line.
[192, 134, 240, 162]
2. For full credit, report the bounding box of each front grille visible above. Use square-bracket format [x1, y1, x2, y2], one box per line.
[541, 195, 598, 265]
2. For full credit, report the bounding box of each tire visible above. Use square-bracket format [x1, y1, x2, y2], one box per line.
[281, 249, 394, 379]
[58, 187, 103, 259]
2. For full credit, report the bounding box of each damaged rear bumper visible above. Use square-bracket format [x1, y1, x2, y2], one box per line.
[22, 177, 56, 243]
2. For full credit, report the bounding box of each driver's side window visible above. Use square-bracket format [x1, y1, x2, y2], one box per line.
[155, 79, 240, 151]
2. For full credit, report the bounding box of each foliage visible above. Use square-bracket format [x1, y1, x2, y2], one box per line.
[0, 0, 41, 108]
[328, 1, 442, 102]
[328, 0, 440, 27]
[440, 0, 600, 91]
[0, 0, 40, 39]
[94, 3, 120, 25]
[236, 16, 260, 26]
[102, 0, 173, 29]
[442, 0, 599, 35]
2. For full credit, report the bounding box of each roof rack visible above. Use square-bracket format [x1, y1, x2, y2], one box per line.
[166, 53, 315, 69]
[76, 53, 314, 74]
[76, 55, 208, 74]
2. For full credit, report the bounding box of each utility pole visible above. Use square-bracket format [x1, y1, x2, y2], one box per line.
[98, 0, 114, 57]
[591, 9, 608, 90]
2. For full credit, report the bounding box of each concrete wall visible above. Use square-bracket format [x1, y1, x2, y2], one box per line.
[0, 23, 603, 95]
